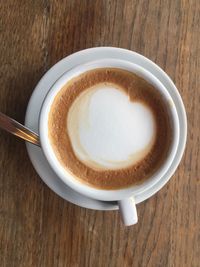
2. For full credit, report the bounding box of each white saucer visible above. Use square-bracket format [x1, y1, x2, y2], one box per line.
[25, 47, 187, 210]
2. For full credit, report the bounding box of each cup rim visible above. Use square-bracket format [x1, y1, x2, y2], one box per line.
[39, 58, 180, 201]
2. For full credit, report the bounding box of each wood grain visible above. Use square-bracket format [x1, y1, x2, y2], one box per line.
[0, 0, 199, 266]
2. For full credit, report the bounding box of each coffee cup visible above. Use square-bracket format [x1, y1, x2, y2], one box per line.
[39, 59, 179, 226]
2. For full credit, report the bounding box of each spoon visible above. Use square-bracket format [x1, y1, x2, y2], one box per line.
[0, 112, 40, 146]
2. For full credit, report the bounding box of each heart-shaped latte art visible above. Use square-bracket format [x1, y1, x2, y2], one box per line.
[67, 84, 156, 170]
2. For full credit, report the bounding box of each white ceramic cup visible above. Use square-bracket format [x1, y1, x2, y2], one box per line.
[39, 59, 180, 226]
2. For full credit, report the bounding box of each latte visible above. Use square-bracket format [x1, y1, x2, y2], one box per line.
[48, 68, 172, 189]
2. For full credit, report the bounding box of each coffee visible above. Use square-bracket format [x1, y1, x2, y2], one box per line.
[48, 68, 172, 190]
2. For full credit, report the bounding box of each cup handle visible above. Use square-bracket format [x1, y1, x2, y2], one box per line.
[118, 197, 138, 226]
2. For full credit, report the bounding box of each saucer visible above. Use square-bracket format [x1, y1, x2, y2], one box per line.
[25, 47, 187, 210]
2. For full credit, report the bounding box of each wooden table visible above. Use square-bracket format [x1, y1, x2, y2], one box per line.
[0, 1, 199, 266]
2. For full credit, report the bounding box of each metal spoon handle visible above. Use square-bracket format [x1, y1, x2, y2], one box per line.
[0, 112, 40, 146]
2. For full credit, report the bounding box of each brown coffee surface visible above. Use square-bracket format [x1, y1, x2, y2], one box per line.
[48, 68, 172, 190]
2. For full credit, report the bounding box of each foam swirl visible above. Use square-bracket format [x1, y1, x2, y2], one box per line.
[67, 83, 156, 170]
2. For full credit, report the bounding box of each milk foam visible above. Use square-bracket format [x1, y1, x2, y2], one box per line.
[67, 83, 156, 170]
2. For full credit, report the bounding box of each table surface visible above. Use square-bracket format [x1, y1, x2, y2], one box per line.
[0, 1, 199, 267]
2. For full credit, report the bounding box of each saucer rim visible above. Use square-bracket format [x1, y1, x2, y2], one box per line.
[25, 47, 187, 210]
